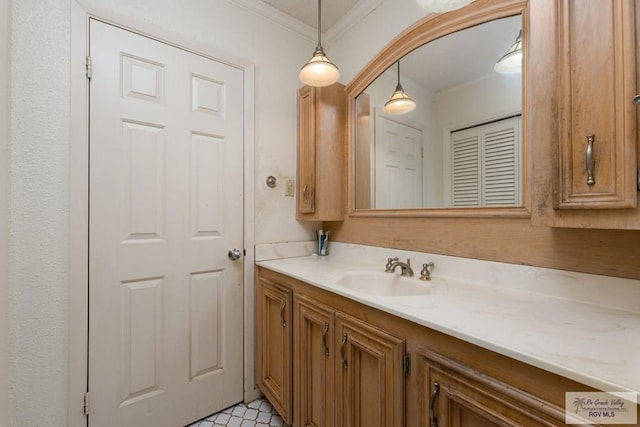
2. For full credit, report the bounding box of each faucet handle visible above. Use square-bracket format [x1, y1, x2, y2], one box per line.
[385, 257, 399, 272]
[420, 262, 435, 281]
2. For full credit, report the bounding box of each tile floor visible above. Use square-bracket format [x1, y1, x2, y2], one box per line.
[186, 398, 286, 427]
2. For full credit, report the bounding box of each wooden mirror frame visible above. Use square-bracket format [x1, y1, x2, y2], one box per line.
[346, 0, 530, 218]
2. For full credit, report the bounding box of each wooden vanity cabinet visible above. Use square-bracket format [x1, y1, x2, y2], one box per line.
[293, 294, 335, 427]
[335, 312, 405, 427]
[256, 268, 632, 427]
[297, 83, 346, 221]
[530, 0, 640, 228]
[256, 277, 292, 424]
[293, 296, 405, 427]
[417, 349, 567, 427]
[258, 270, 405, 427]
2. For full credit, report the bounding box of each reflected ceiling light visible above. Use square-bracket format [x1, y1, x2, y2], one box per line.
[299, 0, 340, 87]
[495, 30, 523, 74]
[384, 61, 416, 115]
[416, 0, 475, 12]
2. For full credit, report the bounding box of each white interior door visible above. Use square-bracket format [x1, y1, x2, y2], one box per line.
[375, 114, 423, 209]
[88, 20, 244, 427]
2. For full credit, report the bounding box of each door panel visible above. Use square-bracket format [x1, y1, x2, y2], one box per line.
[89, 19, 244, 427]
[375, 114, 423, 209]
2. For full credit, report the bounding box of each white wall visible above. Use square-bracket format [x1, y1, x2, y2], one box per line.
[9, 0, 71, 424]
[329, 0, 431, 84]
[7, 0, 315, 425]
[434, 72, 522, 130]
[0, 0, 9, 425]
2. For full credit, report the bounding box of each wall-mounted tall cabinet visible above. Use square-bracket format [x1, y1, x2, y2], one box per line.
[531, 0, 640, 229]
[297, 83, 346, 221]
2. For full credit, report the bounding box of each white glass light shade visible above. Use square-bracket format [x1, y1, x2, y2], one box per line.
[494, 30, 522, 74]
[299, 48, 340, 87]
[416, 0, 474, 12]
[384, 86, 417, 115]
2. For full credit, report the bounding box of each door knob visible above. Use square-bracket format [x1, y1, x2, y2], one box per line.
[228, 248, 242, 261]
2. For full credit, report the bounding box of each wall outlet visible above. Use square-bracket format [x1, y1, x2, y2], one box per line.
[285, 179, 295, 197]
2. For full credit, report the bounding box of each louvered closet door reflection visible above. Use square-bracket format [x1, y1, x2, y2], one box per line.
[88, 20, 244, 427]
[450, 116, 521, 207]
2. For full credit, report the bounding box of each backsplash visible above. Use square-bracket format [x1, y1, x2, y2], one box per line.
[255, 241, 317, 261]
[255, 241, 640, 313]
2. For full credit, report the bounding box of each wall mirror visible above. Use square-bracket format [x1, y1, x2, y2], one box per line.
[348, 0, 529, 217]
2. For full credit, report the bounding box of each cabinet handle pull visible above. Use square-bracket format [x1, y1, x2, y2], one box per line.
[585, 134, 595, 186]
[302, 184, 309, 203]
[322, 323, 329, 357]
[341, 333, 348, 369]
[280, 301, 286, 327]
[429, 382, 440, 427]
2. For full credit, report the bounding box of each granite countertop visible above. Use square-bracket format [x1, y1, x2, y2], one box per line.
[256, 243, 640, 396]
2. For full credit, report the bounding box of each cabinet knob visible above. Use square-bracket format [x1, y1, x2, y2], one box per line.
[280, 301, 287, 327]
[341, 333, 348, 369]
[585, 134, 595, 186]
[633, 94, 640, 105]
[429, 382, 440, 427]
[322, 323, 329, 357]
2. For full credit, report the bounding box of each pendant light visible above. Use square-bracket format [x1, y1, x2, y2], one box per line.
[299, 0, 340, 87]
[384, 62, 416, 115]
[416, 0, 474, 12]
[495, 30, 522, 74]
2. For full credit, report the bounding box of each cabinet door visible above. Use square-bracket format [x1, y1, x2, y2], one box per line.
[335, 312, 405, 427]
[556, 0, 637, 209]
[297, 83, 346, 221]
[297, 85, 316, 215]
[256, 277, 293, 424]
[293, 295, 334, 427]
[530, 0, 640, 229]
[418, 350, 567, 427]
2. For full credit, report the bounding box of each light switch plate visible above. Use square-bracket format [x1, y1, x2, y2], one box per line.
[285, 179, 295, 197]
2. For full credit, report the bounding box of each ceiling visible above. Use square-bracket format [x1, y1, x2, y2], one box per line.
[257, 0, 361, 32]
[399, 14, 521, 93]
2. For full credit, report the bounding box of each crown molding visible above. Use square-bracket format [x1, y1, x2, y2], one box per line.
[325, 0, 384, 45]
[225, 0, 386, 47]
[224, 0, 317, 43]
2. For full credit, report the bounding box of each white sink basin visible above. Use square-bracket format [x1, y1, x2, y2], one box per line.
[335, 271, 433, 296]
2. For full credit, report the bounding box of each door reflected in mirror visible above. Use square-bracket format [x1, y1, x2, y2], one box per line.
[354, 14, 522, 210]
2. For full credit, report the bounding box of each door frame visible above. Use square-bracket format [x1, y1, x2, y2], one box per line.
[68, 3, 257, 427]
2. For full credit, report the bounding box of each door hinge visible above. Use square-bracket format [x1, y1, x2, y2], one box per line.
[83, 392, 90, 416]
[403, 353, 411, 375]
[86, 56, 92, 80]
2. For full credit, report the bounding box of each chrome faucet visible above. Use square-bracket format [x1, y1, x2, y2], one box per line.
[384, 257, 414, 277]
[420, 262, 435, 281]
